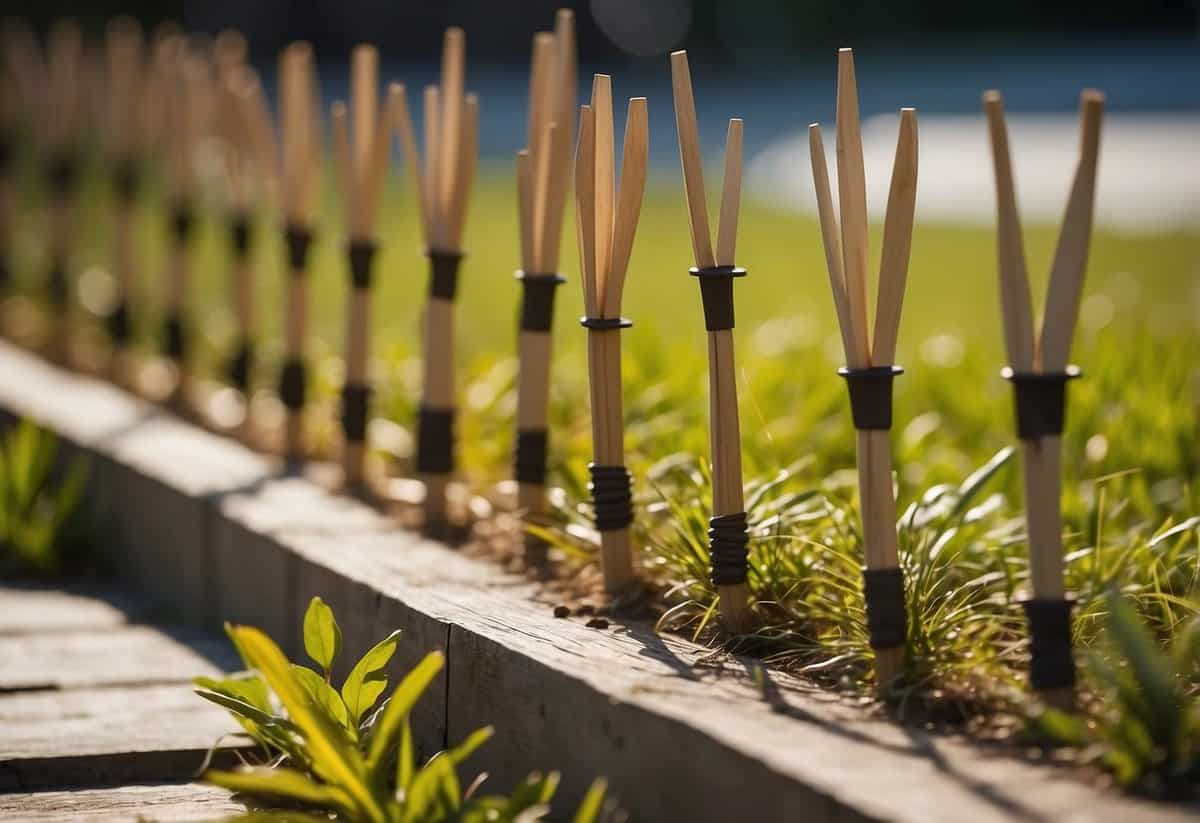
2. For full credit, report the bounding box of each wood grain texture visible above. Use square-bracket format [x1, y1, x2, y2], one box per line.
[808, 124, 858, 367]
[715, 119, 743, 268]
[669, 51, 714, 269]
[0, 783, 246, 823]
[872, 108, 918, 366]
[835, 48, 872, 365]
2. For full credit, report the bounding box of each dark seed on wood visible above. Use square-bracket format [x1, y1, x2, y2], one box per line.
[586, 617, 610, 630]
[553, 605, 570, 618]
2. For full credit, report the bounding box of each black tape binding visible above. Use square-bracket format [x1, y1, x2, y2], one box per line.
[514, 429, 549, 486]
[226, 338, 254, 391]
[428, 251, 464, 300]
[416, 407, 455, 475]
[169, 203, 194, 246]
[579, 316, 633, 331]
[589, 463, 634, 532]
[230, 214, 253, 259]
[107, 300, 131, 344]
[341, 383, 371, 443]
[690, 266, 747, 332]
[1021, 597, 1076, 691]
[838, 366, 905, 431]
[862, 567, 907, 650]
[347, 240, 377, 290]
[164, 312, 186, 361]
[709, 511, 750, 585]
[47, 264, 68, 309]
[1002, 367, 1082, 440]
[279, 358, 306, 410]
[516, 271, 566, 332]
[47, 154, 78, 197]
[284, 224, 313, 272]
[114, 160, 140, 205]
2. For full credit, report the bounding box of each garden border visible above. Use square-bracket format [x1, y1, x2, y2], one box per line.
[0, 339, 1190, 823]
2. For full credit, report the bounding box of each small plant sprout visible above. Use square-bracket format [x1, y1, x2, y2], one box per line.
[101, 17, 147, 382]
[984, 87, 1105, 709]
[275, 42, 320, 464]
[391, 28, 480, 532]
[513, 10, 576, 565]
[574, 76, 649, 594]
[330, 45, 396, 492]
[809, 48, 919, 689]
[670, 50, 752, 632]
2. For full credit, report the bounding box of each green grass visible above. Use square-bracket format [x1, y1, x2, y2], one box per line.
[8, 149, 1200, 739]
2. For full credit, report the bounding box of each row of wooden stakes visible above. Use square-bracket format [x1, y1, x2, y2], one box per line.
[0, 15, 1104, 702]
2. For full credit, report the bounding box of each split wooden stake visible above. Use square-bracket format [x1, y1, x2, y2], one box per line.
[102, 18, 147, 377]
[275, 42, 320, 463]
[809, 48, 918, 689]
[574, 76, 648, 593]
[514, 10, 576, 562]
[670, 50, 753, 632]
[391, 28, 479, 530]
[332, 44, 395, 491]
[984, 88, 1104, 708]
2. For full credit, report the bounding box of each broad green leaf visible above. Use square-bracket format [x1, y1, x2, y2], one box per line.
[205, 766, 357, 815]
[195, 674, 273, 715]
[446, 726, 494, 767]
[303, 596, 342, 677]
[194, 687, 279, 727]
[366, 651, 444, 772]
[403, 751, 460, 820]
[342, 629, 401, 726]
[572, 778, 607, 823]
[291, 664, 352, 733]
[230, 626, 383, 822]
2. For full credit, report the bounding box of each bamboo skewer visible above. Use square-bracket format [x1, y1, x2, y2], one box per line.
[391, 28, 480, 531]
[809, 49, 919, 689]
[670, 50, 752, 632]
[985, 89, 1104, 708]
[275, 42, 319, 464]
[574, 77, 648, 593]
[332, 45, 394, 492]
[513, 10, 576, 564]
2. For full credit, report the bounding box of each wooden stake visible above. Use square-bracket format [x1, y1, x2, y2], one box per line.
[670, 50, 752, 631]
[810, 48, 919, 689]
[984, 89, 1104, 708]
[513, 14, 577, 553]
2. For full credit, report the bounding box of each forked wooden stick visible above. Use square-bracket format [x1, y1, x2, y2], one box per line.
[984, 88, 1104, 708]
[514, 10, 576, 562]
[391, 28, 480, 530]
[670, 50, 752, 632]
[275, 42, 320, 463]
[332, 45, 395, 491]
[574, 76, 648, 593]
[809, 48, 918, 689]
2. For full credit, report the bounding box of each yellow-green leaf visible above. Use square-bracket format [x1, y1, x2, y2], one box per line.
[303, 596, 342, 676]
[342, 630, 401, 726]
[367, 651, 444, 773]
[205, 765, 356, 815]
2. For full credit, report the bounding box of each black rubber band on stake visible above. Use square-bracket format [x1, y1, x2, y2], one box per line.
[164, 312, 187, 361]
[428, 250, 464, 300]
[1021, 596, 1076, 691]
[284, 224, 313, 272]
[114, 161, 140, 205]
[516, 271, 566, 332]
[1002, 367, 1082, 440]
[416, 407, 455, 475]
[347, 240, 377, 290]
[279, 358, 306, 410]
[230, 214, 253, 259]
[107, 300, 131, 344]
[226, 338, 254, 391]
[589, 463, 633, 532]
[862, 567, 907, 650]
[690, 266, 747, 331]
[579, 316, 633, 330]
[515, 429, 549, 486]
[709, 511, 750, 585]
[839, 366, 904, 431]
[47, 264, 68, 309]
[169, 204, 195, 246]
[47, 154, 78, 196]
[341, 383, 371, 443]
